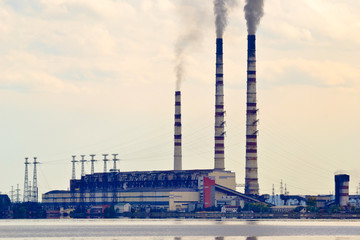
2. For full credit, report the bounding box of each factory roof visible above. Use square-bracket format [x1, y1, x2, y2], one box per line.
[43, 187, 198, 195]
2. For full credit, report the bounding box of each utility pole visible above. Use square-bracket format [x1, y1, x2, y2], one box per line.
[23, 158, 30, 202]
[112, 154, 119, 171]
[90, 154, 97, 175]
[32, 157, 40, 202]
[280, 179, 284, 195]
[80, 155, 87, 177]
[71, 155, 78, 180]
[272, 184, 275, 205]
[103, 154, 109, 173]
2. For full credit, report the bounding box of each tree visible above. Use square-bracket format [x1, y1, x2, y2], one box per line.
[242, 202, 270, 213]
[104, 205, 116, 218]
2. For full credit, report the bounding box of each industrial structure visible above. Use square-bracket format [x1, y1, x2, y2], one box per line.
[32, 157, 39, 202]
[41, 35, 265, 212]
[23, 158, 30, 202]
[42, 169, 259, 211]
[214, 38, 225, 171]
[174, 91, 182, 171]
[245, 35, 259, 196]
[23, 157, 39, 203]
[335, 174, 350, 207]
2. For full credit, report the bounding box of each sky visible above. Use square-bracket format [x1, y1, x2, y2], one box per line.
[0, 0, 359, 198]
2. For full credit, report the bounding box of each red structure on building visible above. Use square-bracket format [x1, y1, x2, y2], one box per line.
[203, 177, 215, 208]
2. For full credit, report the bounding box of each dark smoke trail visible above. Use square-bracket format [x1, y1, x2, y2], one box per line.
[244, 0, 264, 35]
[214, 0, 238, 38]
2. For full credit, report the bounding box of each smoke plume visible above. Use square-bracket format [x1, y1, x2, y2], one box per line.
[174, 2, 205, 91]
[175, 30, 200, 91]
[214, 0, 238, 38]
[244, 0, 264, 35]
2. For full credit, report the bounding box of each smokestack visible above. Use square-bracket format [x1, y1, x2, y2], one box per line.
[245, 35, 259, 195]
[335, 174, 350, 207]
[214, 38, 225, 170]
[174, 91, 182, 170]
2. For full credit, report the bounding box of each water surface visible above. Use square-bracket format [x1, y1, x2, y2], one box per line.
[0, 219, 359, 239]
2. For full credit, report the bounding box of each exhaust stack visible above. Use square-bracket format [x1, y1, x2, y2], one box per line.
[174, 91, 182, 170]
[214, 38, 225, 170]
[245, 35, 259, 195]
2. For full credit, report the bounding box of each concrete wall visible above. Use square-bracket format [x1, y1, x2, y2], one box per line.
[209, 170, 236, 190]
[169, 191, 199, 211]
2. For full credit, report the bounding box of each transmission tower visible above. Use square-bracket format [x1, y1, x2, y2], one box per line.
[71, 155, 78, 180]
[10, 186, 14, 202]
[280, 179, 284, 195]
[28, 181, 32, 202]
[32, 157, 40, 202]
[16, 184, 21, 203]
[90, 154, 97, 175]
[111, 153, 119, 204]
[112, 154, 119, 171]
[103, 154, 109, 173]
[70, 155, 78, 206]
[23, 157, 30, 202]
[80, 155, 87, 177]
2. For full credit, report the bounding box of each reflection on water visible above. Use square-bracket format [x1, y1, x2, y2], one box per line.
[1, 219, 360, 240]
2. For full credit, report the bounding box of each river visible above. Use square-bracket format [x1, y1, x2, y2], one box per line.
[0, 219, 359, 239]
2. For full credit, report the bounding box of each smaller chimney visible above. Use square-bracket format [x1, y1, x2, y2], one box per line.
[174, 91, 182, 170]
[335, 174, 350, 207]
[214, 38, 225, 170]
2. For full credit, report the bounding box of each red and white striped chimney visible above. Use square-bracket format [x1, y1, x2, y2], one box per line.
[214, 38, 225, 170]
[335, 174, 350, 207]
[174, 91, 182, 170]
[245, 35, 259, 195]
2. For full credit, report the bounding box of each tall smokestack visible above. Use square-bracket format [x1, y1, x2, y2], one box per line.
[214, 38, 225, 170]
[245, 35, 259, 195]
[244, 0, 263, 196]
[174, 91, 182, 170]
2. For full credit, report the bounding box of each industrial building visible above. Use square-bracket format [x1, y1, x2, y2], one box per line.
[42, 10, 265, 213]
[42, 169, 261, 211]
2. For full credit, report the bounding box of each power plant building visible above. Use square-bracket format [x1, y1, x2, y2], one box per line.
[42, 18, 265, 211]
[42, 169, 261, 211]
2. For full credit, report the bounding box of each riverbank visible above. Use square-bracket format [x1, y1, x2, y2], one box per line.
[120, 211, 360, 219]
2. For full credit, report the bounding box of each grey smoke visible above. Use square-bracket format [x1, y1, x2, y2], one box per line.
[214, 0, 238, 38]
[244, 0, 264, 35]
[175, 31, 200, 90]
[174, 2, 205, 90]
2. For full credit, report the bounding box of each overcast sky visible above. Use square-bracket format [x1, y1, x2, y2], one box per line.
[0, 0, 359, 198]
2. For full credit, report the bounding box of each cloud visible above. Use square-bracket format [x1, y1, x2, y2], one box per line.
[0, 0, 179, 93]
[260, 58, 360, 90]
[263, 0, 360, 45]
